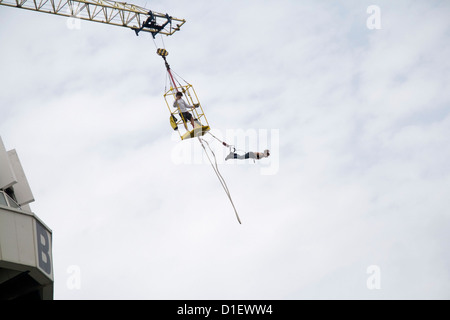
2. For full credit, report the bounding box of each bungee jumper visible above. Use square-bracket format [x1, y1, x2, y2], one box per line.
[225, 149, 270, 161]
[206, 132, 271, 162]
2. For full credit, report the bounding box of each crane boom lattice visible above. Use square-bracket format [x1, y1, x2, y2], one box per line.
[0, 0, 185, 36]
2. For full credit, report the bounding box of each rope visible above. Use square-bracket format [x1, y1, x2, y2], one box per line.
[207, 132, 235, 152]
[198, 136, 242, 224]
[164, 70, 169, 92]
[151, 32, 166, 51]
[151, 35, 158, 49]
[160, 33, 166, 50]
[170, 69, 190, 86]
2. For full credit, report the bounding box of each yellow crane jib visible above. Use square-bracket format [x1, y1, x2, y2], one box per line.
[0, 0, 186, 37]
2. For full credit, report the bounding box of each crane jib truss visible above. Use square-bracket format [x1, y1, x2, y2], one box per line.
[0, 0, 186, 36]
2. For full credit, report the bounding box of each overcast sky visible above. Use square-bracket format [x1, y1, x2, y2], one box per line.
[1, 0, 450, 299]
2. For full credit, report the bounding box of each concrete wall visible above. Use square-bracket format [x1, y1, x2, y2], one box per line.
[0, 206, 53, 299]
[0, 136, 52, 299]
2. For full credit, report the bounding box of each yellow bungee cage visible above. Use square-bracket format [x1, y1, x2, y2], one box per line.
[157, 49, 210, 140]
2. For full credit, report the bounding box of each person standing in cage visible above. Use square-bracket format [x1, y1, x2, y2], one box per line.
[173, 91, 198, 130]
